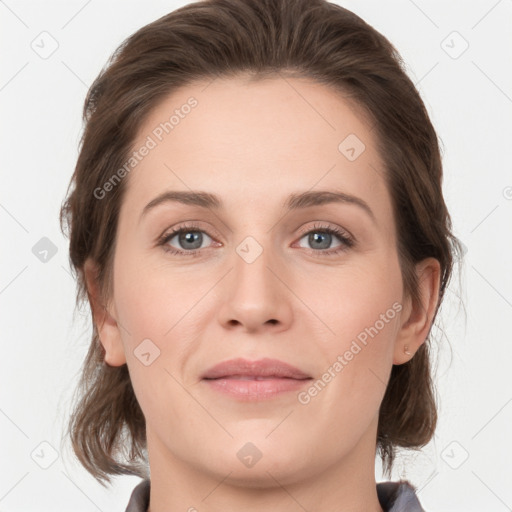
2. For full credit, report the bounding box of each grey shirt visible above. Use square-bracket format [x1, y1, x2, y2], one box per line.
[125, 479, 425, 511]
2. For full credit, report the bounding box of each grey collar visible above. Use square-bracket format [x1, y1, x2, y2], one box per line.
[125, 478, 425, 511]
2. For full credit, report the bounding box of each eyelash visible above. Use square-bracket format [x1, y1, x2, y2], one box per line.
[157, 221, 355, 258]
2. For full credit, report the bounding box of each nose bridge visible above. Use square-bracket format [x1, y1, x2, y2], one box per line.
[233, 230, 280, 301]
[216, 226, 293, 331]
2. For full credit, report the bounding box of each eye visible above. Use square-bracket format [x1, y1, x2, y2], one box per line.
[295, 223, 354, 256]
[158, 222, 217, 256]
[157, 221, 355, 257]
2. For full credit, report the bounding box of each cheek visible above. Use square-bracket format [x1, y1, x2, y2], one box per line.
[310, 255, 403, 405]
[111, 259, 200, 421]
[337, 279, 401, 353]
[299, 291, 401, 444]
[313, 254, 403, 346]
[113, 252, 203, 340]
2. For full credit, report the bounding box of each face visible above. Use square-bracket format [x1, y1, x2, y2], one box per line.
[101, 75, 414, 486]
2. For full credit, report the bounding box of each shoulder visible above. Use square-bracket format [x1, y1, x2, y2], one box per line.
[377, 480, 426, 511]
[125, 478, 426, 512]
[125, 479, 150, 512]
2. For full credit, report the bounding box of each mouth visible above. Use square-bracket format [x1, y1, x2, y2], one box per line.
[201, 357, 313, 400]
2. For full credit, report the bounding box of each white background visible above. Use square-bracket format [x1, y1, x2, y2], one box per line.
[1, 1, 511, 510]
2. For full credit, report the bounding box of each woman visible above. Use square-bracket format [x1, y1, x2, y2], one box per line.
[60, 0, 462, 510]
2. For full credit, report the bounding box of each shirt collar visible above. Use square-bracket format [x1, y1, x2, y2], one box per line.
[125, 478, 425, 511]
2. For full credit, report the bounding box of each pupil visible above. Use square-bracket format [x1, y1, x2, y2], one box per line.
[180, 231, 201, 249]
[311, 232, 330, 249]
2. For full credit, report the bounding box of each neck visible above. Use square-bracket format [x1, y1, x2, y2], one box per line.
[146, 416, 384, 512]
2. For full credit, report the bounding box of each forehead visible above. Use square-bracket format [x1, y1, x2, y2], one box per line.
[124, 75, 387, 215]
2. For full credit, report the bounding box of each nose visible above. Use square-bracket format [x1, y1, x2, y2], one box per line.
[216, 239, 294, 334]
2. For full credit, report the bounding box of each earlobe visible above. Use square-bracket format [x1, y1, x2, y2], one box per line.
[393, 257, 441, 365]
[83, 259, 127, 367]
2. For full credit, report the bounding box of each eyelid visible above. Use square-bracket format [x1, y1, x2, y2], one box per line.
[157, 220, 220, 244]
[296, 221, 354, 243]
[157, 220, 355, 256]
[293, 222, 355, 256]
[156, 221, 220, 255]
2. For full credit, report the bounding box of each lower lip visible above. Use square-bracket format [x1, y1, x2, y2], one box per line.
[203, 377, 311, 400]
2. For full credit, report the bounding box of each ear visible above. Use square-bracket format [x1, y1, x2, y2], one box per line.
[393, 257, 441, 365]
[83, 258, 126, 366]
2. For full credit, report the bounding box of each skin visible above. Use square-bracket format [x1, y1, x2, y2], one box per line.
[85, 75, 440, 512]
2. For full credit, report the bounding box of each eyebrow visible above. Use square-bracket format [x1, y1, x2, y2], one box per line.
[140, 189, 376, 223]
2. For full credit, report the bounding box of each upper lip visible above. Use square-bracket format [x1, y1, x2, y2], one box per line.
[201, 357, 311, 380]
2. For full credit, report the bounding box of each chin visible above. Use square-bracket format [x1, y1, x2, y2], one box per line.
[208, 440, 309, 486]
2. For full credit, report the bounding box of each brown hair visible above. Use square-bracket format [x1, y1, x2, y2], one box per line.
[60, 0, 462, 486]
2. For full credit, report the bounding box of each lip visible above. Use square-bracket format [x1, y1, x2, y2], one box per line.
[202, 357, 311, 380]
[201, 357, 312, 401]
